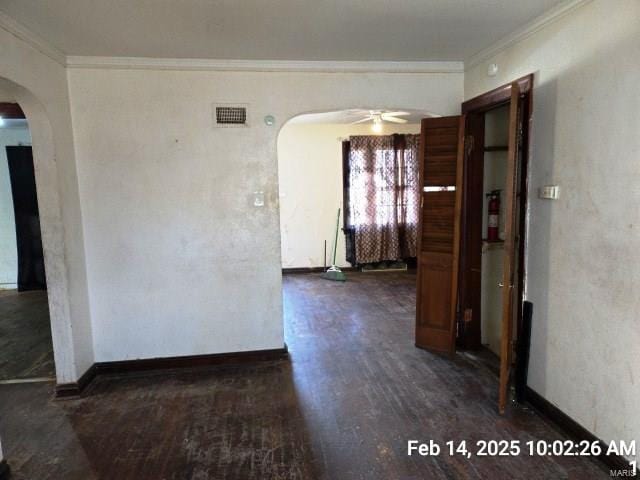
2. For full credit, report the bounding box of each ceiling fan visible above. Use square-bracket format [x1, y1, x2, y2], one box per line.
[349, 110, 410, 132]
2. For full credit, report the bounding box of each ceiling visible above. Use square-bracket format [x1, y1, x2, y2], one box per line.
[0, 0, 567, 61]
[289, 110, 429, 125]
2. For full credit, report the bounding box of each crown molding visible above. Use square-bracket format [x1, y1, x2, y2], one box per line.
[465, 0, 592, 69]
[65, 56, 464, 74]
[4, 0, 590, 75]
[0, 10, 66, 66]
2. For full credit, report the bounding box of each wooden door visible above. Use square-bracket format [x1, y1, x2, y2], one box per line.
[498, 83, 524, 413]
[415, 116, 465, 354]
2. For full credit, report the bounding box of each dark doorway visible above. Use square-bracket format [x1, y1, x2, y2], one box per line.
[6, 146, 47, 291]
[0, 114, 55, 381]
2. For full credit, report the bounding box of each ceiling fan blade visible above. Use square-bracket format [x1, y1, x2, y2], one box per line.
[383, 117, 408, 124]
[350, 117, 373, 124]
[382, 111, 410, 117]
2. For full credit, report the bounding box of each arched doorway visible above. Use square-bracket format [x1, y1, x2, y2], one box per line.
[0, 77, 78, 385]
[276, 107, 432, 355]
[0, 102, 53, 381]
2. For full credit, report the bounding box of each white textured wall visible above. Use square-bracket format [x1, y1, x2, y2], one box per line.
[278, 122, 420, 269]
[0, 25, 94, 383]
[67, 68, 462, 361]
[466, 0, 640, 461]
[0, 126, 31, 287]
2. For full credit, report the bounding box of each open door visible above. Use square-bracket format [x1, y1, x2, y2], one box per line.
[415, 116, 465, 354]
[498, 83, 524, 413]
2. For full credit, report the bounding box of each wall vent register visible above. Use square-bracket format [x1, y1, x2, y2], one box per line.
[213, 104, 249, 127]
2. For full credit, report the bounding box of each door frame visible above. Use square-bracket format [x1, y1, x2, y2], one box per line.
[457, 74, 533, 351]
[0, 90, 75, 385]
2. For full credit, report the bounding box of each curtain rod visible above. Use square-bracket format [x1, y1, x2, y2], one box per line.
[337, 133, 414, 142]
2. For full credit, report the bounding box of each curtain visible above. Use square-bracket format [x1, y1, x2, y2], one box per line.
[341, 140, 357, 265]
[343, 134, 420, 265]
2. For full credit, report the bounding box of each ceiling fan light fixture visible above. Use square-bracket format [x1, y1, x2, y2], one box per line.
[371, 115, 383, 133]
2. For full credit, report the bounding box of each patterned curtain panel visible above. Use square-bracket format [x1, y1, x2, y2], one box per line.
[345, 134, 420, 265]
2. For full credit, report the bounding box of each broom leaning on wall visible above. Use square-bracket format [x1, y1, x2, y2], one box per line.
[321, 208, 346, 282]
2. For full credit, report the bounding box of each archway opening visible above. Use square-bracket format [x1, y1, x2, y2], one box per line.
[276, 108, 432, 353]
[0, 102, 55, 383]
[0, 75, 79, 387]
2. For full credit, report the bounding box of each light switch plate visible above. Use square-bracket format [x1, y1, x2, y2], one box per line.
[539, 185, 560, 200]
[253, 191, 265, 207]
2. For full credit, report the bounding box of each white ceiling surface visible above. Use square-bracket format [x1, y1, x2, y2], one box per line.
[0, 0, 566, 61]
[289, 110, 429, 125]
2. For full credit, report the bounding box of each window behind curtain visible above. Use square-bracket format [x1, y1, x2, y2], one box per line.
[343, 134, 420, 265]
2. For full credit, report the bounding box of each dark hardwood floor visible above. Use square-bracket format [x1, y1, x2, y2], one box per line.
[0, 272, 608, 479]
[0, 289, 55, 381]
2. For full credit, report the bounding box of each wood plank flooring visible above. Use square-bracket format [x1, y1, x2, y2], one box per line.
[0, 289, 54, 380]
[0, 272, 609, 479]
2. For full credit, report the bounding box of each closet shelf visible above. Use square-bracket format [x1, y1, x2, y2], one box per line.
[482, 239, 505, 252]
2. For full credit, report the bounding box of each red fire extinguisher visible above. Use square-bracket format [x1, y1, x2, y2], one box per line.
[486, 190, 501, 242]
